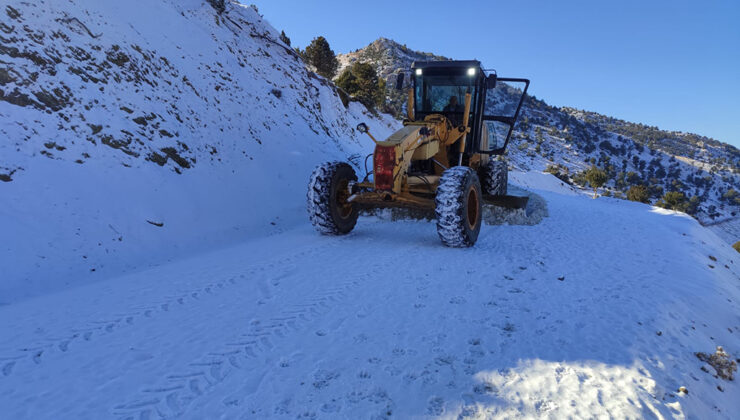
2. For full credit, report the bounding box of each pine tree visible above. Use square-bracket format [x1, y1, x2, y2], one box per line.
[335, 62, 384, 109]
[657, 191, 689, 212]
[626, 185, 650, 203]
[723, 188, 740, 205]
[584, 166, 608, 198]
[279, 30, 291, 47]
[686, 195, 701, 215]
[304, 36, 338, 79]
[625, 171, 641, 185]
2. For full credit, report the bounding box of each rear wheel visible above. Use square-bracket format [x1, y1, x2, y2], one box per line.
[435, 166, 482, 247]
[480, 160, 508, 196]
[307, 162, 358, 235]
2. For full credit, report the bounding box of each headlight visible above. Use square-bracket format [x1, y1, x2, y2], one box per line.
[415, 68, 422, 76]
[467, 67, 476, 76]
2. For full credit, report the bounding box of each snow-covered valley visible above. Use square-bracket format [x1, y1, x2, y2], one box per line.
[1, 0, 739, 419]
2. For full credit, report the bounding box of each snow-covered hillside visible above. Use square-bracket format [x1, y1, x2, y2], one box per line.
[1, 171, 738, 419]
[0, 0, 396, 302]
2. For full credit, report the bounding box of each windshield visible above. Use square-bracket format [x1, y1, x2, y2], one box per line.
[414, 74, 477, 117]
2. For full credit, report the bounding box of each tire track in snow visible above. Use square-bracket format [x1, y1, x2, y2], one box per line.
[0, 280, 231, 380]
[0, 240, 332, 381]
[111, 278, 361, 419]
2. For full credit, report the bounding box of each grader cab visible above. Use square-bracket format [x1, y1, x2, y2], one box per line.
[307, 60, 529, 247]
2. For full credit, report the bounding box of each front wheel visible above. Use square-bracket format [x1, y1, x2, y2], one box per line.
[435, 166, 482, 247]
[307, 162, 358, 235]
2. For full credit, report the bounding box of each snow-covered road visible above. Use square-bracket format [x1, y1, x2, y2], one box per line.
[1, 179, 739, 419]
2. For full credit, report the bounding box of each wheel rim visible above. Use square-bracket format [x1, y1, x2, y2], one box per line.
[336, 179, 352, 219]
[466, 186, 479, 230]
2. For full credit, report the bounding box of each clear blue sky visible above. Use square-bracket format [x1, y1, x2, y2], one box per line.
[255, 0, 740, 146]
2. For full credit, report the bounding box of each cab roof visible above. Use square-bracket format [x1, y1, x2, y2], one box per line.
[411, 60, 482, 70]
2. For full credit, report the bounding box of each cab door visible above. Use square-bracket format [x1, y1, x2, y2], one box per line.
[479, 75, 530, 155]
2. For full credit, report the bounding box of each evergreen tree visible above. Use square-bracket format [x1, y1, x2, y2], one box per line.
[686, 195, 702, 215]
[279, 30, 291, 46]
[544, 164, 570, 184]
[335, 62, 384, 109]
[723, 188, 740, 205]
[626, 185, 650, 203]
[625, 171, 641, 185]
[584, 166, 608, 198]
[648, 183, 664, 199]
[655, 166, 667, 179]
[657, 191, 689, 212]
[304, 36, 338, 79]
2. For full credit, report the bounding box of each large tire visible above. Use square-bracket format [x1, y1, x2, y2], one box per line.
[435, 166, 483, 247]
[480, 160, 508, 196]
[307, 162, 358, 235]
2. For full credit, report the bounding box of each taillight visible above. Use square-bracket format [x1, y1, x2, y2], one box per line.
[374, 146, 395, 191]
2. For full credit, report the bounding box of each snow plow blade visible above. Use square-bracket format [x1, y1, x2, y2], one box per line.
[482, 194, 529, 209]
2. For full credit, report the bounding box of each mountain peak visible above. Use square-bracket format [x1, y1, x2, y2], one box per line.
[337, 38, 448, 80]
[370, 37, 401, 48]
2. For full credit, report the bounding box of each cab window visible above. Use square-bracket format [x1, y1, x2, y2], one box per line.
[414, 73, 477, 118]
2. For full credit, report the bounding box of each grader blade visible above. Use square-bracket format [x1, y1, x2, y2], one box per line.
[482, 194, 529, 209]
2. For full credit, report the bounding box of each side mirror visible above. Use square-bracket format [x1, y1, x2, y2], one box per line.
[356, 123, 368, 133]
[395, 72, 404, 90]
[486, 74, 497, 89]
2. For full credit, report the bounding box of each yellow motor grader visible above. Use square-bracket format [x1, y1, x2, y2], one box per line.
[308, 60, 529, 247]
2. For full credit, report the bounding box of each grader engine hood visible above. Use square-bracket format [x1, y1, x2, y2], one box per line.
[380, 124, 443, 159]
[372, 113, 466, 192]
[374, 125, 431, 192]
